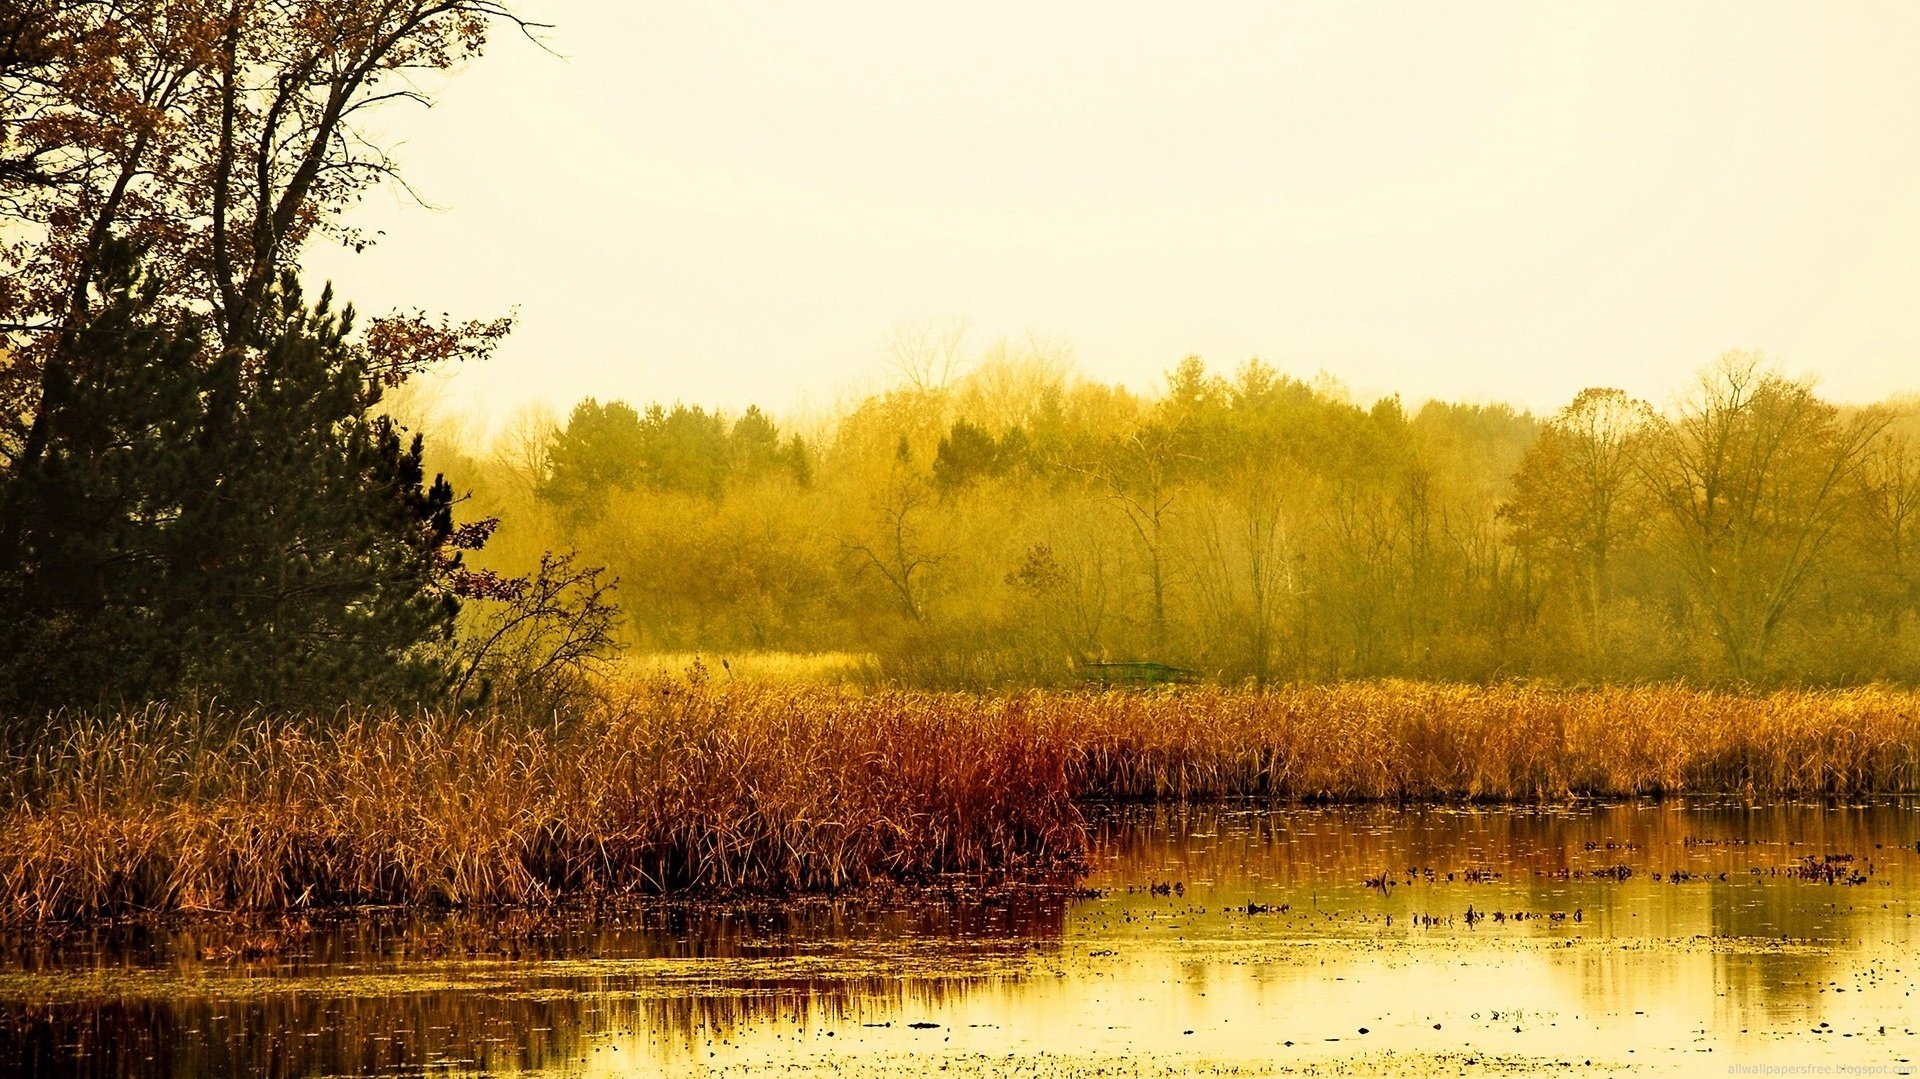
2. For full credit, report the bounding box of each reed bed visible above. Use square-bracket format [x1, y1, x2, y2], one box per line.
[1056, 681, 1920, 800]
[3, 679, 1919, 923]
[0, 679, 1080, 924]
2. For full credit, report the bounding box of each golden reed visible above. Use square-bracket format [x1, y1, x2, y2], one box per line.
[4, 679, 1918, 923]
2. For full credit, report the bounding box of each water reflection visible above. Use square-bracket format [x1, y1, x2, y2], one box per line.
[5, 798, 1919, 1076]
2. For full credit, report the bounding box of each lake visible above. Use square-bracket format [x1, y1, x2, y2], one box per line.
[5, 799, 1918, 1076]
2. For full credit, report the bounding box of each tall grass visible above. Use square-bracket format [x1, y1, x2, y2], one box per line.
[1057, 681, 1920, 800]
[4, 679, 1919, 923]
[0, 677, 1079, 924]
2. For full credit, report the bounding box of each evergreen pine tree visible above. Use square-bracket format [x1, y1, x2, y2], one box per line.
[0, 245, 473, 715]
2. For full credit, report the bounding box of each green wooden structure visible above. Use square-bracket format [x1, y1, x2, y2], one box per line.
[1081, 661, 1199, 688]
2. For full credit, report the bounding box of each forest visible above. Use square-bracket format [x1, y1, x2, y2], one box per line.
[441, 340, 1920, 691]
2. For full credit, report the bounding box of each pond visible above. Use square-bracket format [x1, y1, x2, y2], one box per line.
[5, 799, 1919, 1076]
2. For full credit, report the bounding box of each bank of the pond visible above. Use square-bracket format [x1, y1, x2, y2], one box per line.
[4, 680, 1920, 924]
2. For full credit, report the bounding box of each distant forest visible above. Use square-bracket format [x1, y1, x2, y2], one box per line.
[438, 342, 1920, 689]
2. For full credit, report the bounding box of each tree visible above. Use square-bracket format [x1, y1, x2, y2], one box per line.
[1295, 397, 1417, 676]
[1188, 457, 1299, 682]
[1501, 387, 1656, 665]
[0, 244, 206, 708]
[638, 403, 728, 496]
[1072, 424, 1186, 653]
[0, 246, 483, 713]
[1852, 430, 1920, 616]
[540, 398, 645, 520]
[932, 419, 1031, 491]
[844, 472, 942, 623]
[1644, 354, 1888, 681]
[783, 433, 814, 487]
[882, 316, 966, 395]
[727, 405, 783, 479]
[490, 399, 559, 500]
[2, 0, 529, 489]
[951, 333, 1071, 434]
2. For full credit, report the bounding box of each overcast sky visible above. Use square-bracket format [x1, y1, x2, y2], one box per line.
[303, 1, 1920, 431]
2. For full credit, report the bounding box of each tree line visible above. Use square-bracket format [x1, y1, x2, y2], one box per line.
[448, 344, 1920, 689]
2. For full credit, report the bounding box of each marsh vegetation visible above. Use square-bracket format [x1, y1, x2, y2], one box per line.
[7, 678, 1920, 925]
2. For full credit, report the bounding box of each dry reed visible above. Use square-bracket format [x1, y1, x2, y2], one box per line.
[4, 678, 1918, 923]
[1056, 681, 1920, 800]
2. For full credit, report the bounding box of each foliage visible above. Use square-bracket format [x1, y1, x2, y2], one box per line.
[1644, 355, 1889, 680]
[0, 247, 476, 714]
[0, 1, 568, 718]
[447, 342, 1920, 690]
[539, 399, 810, 520]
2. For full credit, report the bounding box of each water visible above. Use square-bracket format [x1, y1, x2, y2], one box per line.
[6, 799, 1920, 1076]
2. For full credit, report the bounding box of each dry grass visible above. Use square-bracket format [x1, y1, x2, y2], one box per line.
[4, 678, 1919, 923]
[0, 676, 1078, 924]
[1057, 681, 1920, 800]
[619, 652, 873, 684]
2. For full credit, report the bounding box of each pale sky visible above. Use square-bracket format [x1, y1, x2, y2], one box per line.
[304, 1, 1920, 432]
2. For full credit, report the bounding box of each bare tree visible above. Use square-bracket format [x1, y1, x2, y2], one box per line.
[1189, 455, 1300, 681]
[953, 332, 1072, 433]
[453, 550, 619, 706]
[491, 399, 560, 499]
[882, 316, 968, 395]
[1067, 425, 1188, 653]
[843, 468, 943, 622]
[1644, 353, 1889, 681]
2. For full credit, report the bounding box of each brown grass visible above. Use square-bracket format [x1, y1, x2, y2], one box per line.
[4, 678, 1919, 923]
[0, 677, 1079, 924]
[1058, 681, 1920, 800]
